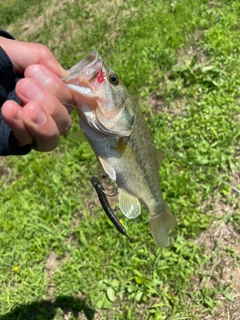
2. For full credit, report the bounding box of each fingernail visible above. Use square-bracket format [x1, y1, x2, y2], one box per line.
[31, 105, 46, 125]
[28, 65, 48, 83]
[60, 67, 69, 78]
[8, 103, 21, 120]
[13, 105, 22, 120]
[21, 80, 43, 100]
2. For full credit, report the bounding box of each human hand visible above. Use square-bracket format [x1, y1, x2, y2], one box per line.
[1, 37, 73, 151]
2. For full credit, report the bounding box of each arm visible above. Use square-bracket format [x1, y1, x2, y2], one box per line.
[0, 31, 31, 155]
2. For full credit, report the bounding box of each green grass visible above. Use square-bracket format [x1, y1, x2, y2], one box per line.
[0, 0, 239, 319]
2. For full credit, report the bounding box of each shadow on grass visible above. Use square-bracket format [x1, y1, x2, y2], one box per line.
[0, 295, 95, 320]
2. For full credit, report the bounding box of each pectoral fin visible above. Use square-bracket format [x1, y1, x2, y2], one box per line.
[119, 188, 141, 219]
[98, 156, 117, 181]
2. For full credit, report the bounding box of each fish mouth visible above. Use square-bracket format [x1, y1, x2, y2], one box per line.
[63, 52, 134, 137]
[64, 50, 100, 80]
[63, 50, 103, 100]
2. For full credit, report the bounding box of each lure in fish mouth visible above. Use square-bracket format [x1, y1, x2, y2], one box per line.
[63, 51, 177, 248]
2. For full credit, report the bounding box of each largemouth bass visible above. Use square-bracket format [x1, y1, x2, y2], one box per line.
[63, 51, 177, 247]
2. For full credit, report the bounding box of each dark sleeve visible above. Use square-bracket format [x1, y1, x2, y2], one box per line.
[0, 29, 31, 156]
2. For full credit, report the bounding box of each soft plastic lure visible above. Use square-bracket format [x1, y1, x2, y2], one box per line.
[91, 176, 133, 242]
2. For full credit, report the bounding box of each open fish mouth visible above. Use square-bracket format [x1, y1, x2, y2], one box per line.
[62, 50, 103, 98]
[64, 50, 99, 81]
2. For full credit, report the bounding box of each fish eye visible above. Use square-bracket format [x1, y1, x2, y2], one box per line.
[108, 73, 119, 85]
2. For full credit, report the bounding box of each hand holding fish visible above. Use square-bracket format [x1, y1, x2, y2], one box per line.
[63, 51, 177, 247]
[0, 37, 73, 151]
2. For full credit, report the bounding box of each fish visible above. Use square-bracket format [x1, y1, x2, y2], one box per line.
[62, 50, 177, 247]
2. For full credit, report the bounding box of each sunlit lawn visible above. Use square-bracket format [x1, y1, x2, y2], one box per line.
[0, 0, 239, 319]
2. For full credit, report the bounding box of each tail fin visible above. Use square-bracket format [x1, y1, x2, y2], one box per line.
[148, 202, 177, 248]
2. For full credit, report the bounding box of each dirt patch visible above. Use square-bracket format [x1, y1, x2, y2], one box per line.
[177, 44, 208, 69]
[45, 251, 68, 298]
[0, 157, 10, 175]
[22, 0, 75, 39]
[177, 29, 208, 68]
[147, 94, 188, 117]
[7, 0, 76, 40]
[11, 0, 127, 54]
[191, 173, 240, 319]
[0, 157, 13, 184]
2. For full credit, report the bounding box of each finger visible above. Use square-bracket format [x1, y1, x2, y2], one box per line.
[22, 102, 60, 152]
[0, 37, 68, 77]
[1, 101, 34, 146]
[16, 78, 72, 135]
[25, 64, 73, 110]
